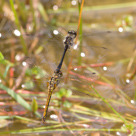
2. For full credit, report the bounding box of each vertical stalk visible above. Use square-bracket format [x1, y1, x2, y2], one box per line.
[9, 0, 28, 55]
[77, 0, 84, 65]
[30, 0, 37, 30]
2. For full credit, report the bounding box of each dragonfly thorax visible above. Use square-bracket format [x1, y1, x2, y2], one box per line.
[64, 36, 74, 47]
[63, 30, 76, 48]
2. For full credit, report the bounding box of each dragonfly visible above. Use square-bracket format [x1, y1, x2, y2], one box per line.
[42, 30, 77, 122]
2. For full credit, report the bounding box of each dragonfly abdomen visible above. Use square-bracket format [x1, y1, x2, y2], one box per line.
[42, 88, 53, 122]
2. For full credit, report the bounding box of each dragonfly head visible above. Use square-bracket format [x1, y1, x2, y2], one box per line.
[68, 30, 77, 39]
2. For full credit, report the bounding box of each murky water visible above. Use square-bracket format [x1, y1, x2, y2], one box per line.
[0, 0, 136, 136]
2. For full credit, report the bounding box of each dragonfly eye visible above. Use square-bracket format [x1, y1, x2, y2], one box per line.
[68, 30, 77, 38]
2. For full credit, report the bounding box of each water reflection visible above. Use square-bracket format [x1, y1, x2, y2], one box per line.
[71, 0, 77, 6]
[53, 30, 59, 35]
[118, 27, 123, 33]
[13, 29, 21, 37]
[80, 52, 85, 57]
[103, 66, 107, 71]
[126, 79, 130, 83]
[53, 5, 58, 10]
[50, 114, 58, 119]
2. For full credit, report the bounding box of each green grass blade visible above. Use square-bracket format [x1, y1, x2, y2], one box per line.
[3, 65, 11, 77]
[90, 85, 134, 131]
[14, 0, 26, 22]
[9, 0, 27, 55]
[31, 97, 38, 113]
[0, 128, 133, 134]
[0, 84, 41, 118]
[77, 1, 83, 65]
[38, 2, 49, 23]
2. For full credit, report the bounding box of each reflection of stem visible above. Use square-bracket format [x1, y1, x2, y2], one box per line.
[9, 0, 28, 55]
[90, 86, 128, 125]
[126, 47, 136, 72]
[71, 62, 114, 69]
[69, 71, 115, 87]
[59, 112, 77, 136]
[129, 65, 136, 80]
[9, 40, 15, 88]
[12, 64, 28, 91]
[64, 55, 73, 84]
[28, 37, 39, 53]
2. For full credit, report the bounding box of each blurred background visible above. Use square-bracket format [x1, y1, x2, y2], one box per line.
[0, 0, 136, 136]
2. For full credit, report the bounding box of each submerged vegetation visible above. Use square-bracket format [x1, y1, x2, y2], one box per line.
[0, 0, 136, 136]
